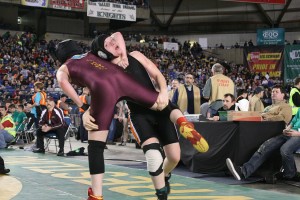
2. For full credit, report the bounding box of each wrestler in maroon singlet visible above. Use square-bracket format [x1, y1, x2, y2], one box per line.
[65, 52, 158, 130]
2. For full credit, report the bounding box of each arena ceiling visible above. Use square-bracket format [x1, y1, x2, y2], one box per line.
[141, 0, 300, 34]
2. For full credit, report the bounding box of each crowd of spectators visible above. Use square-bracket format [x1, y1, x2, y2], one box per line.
[0, 30, 292, 111]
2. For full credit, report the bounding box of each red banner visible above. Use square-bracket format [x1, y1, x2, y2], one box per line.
[222, 0, 285, 4]
[243, 46, 284, 78]
[50, 0, 84, 9]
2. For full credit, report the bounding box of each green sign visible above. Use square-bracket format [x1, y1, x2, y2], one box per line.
[257, 28, 285, 45]
[284, 45, 300, 83]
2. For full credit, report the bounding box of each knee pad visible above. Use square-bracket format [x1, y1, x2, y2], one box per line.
[143, 143, 165, 176]
[88, 140, 106, 175]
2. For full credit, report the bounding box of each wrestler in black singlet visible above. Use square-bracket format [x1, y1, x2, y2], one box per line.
[65, 52, 159, 130]
[125, 55, 179, 145]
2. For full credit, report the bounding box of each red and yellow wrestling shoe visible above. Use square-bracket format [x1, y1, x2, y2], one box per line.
[87, 187, 103, 200]
[179, 122, 209, 152]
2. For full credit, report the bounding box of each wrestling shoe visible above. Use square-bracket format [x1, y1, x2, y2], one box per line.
[179, 122, 209, 152]
[226, 158, 245, 181]
[165, 173, 171, 194]
[156, 189, 168, 200]
[87, 187, 103, 200]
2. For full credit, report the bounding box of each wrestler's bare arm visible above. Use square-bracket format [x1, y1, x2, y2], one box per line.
[56, 65, 84, 107]
[130, 51, 169, 109]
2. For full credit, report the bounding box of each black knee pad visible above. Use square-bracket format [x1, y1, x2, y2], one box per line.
[88, 140, 106, 175]
[143, 143, 165, 176]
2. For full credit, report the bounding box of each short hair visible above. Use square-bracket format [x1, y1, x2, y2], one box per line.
[185, 73, 194, 78]
[34, 82, 44, 90]
[224, 93, 235, 101]
[212, 63, 224, 73]
[294, 77, 300, 85]
[18, 104, 24, 110]
[8, 104, 16, 109]
[272, 84, 285, 94]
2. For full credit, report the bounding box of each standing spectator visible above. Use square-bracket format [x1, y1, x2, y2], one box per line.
[203, 63, 236, 117]
[78, 87, 90, 142]
[118, 100, 129, 146]
[289, 77, 300, 118]
[172, 73, 201, 114]
[33, 96, 67, 156]
[57, 94, 72, 116]
[31, 81, 47, 125]
[168, 79, 180, 100]
[0, 105, 16, 149]
[249, 86, 264, 112]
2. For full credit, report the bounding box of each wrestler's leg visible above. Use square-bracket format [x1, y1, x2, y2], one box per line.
[87, 130, 108, 200]
[169, 109, 209, 153]
[141, 138, 166, 189]
[163, 143, 180, 176]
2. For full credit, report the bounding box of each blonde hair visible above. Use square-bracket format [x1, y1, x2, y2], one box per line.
[34, 82, 44, 90]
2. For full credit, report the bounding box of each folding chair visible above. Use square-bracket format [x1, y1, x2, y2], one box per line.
[15, 117, 36, 144]
[44, 117, 76, 153]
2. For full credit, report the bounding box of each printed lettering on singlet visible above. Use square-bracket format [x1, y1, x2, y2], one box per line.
[217, 79, 230, 87]
[86, 59, 107, 71]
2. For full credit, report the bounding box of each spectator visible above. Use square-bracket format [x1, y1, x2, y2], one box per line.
[33, 96, 67, 156]
[249, 86, 264, 112]
[203, 63, 236, 117]
[57, 94, 72, 116]
[168, 79, 180, 100]
[261, 85, 292, 124]
[289, 77, 300, 118]
[172, 73, 201, 114]
[210, 93, 237, 121]
[31, 81, 47, 124]
[15, 104, 27, 131]
[226, 107, 300, 182]
[0, 105, 16, 149]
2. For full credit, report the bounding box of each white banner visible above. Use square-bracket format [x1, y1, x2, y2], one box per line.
[87, 1, 136, 22]
[21, 0, 48, 7]
[163, 42, 179, 51]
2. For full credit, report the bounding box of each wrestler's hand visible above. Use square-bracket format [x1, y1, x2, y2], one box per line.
[82, 109, 99, 131]
[156, 90, 169, 110]
[118, 55, 129, 68]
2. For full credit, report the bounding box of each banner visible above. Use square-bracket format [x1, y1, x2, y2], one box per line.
[257, 28, 285, 45]
[222, 0, 285, 4]
[87, 1, 136, 21]
[21, 0, 48, 7]
[243, 46, 284, 78]
[163, 42, 179, 51]
[50, 0, 84, 10]
[284, 45, 300, 83]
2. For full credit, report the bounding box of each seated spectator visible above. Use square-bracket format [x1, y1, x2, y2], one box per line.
[33, 96, 67, 156]
[0, 105, 16, 149]
[226, 107, 300, 182]
[261, 85, 292, 124]
[57, 94, 72, 116]
[210, 93, 237, 121]
[249, 86, 264, 112]
[15, 105, 27, 131]
[0, 155, 10, 174]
